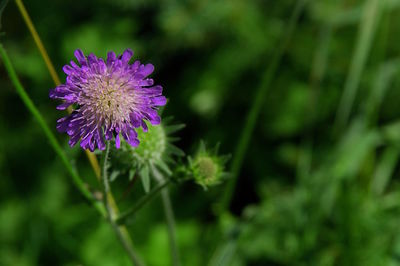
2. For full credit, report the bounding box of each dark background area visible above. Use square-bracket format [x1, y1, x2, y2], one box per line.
[2, 0, 400, 265]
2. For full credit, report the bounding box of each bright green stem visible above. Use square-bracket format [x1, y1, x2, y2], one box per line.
[116, 178, 171, 225]
[0, 44, 106, 217]
[101, 142, 145, 266]
[220, 0, 308, 212]
[152, 166, 181, 266]
[334, 0, 381, 132]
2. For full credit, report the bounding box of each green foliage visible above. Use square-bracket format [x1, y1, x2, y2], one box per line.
[2, 0, 400, 265]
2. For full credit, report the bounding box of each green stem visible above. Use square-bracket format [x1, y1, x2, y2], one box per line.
[101, 142, 145, 266]
[116, 178, 172, 225]
[152, 166, 181, 266]
[220, 0, 308, 212]
[102, 142, 112, 212]
[0, 44, 106, 217]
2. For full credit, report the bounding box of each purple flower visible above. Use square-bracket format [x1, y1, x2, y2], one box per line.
[50, 49, 166, 151]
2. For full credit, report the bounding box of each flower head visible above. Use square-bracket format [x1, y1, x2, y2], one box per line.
[50, 49, 166, 151]
[189, 142, 229, 189]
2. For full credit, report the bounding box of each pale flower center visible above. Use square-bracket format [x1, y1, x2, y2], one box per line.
[79, 75, 137, 128]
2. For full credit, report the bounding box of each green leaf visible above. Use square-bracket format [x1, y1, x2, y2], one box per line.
[109, 170, 120, 182]
[155, 160, 172, 176]
[371, 146, 400, 195]
[139, 166, 151, 193]
[128, 169, 135, 181]
[165, 123, 185, 134]
[168, 143, 185, 157]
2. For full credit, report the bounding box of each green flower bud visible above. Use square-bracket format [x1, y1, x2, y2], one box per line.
[189, 142, 229, 189]
[134, 123, 167, 165]
[115, 118, 185, 192]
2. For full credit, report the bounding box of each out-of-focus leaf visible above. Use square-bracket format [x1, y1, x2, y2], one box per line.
[371, 146, 400, 195]
[139, 165, 151, 193]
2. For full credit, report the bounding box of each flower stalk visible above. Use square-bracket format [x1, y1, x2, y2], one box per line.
[152, 166, 181, 266]
[101, 142, 145, 266]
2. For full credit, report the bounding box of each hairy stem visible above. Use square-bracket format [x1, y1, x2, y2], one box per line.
[116, 178, 172, 225]
[101, 142, 145, 266]
[0, 44, 106, 217]
[152, 166, 181, 266]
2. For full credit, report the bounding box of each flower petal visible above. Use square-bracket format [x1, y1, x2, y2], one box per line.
[74, 49, 87, 66]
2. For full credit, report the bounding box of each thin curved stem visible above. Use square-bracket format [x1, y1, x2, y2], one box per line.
[102, 142, 112, 211]
[220, 0, 308, 212]
[116, 178, 172, 225]
[101, 142, 145, 266]
[0, 44, 106, 217]
[152, 166, 181, 266]
[160, 189, 180, 266]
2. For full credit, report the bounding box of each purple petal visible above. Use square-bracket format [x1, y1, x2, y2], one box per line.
[129, 113, 141, 128]
[56, 116, 70, 132]
[68, 133, 81, 147]
[146, 85, 163, 95]
[88, 137, 95, 152]
[152, 96, 167, 106]
[122, 127, 139, 147]
[95, 127, 106, 150]
[107, 51, 116, 66]
[121, 49, 133, 64]
[49, 85, 70, 99]
[56, 102, 73, 110]
[131, 60, 140, 71]
[74, 49, 87, 66]
[141, 121, 148, 132]
[49, 89, 63, 99]
[115, 132, 121, 149]
[87, 53, 98, 66]
[140, 64, 154, 77]
[105, 127, 113, 140]
[98, 59, 107, 74]
[149, 115, 161, 125]
[80, 132, 93, 150]
[63, 65, 75, 75]
[139, 78, 154, 87]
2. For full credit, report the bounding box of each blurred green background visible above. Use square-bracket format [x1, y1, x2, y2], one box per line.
[2, 0, 400, 265]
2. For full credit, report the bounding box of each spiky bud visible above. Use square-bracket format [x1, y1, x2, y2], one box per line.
[189, 142, 229, 189]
